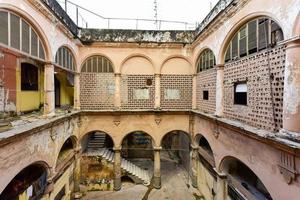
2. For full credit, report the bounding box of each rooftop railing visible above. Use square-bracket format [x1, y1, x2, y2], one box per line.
[57, 0, 196, 30]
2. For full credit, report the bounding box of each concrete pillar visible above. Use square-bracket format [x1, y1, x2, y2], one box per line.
[44, 64, 55, 116]
[155, 74, 161, 109]
[74, 73, 80, 110]
[215, 173, 227, 200]
[191, 145, 198, 188]
[282, 40, 300, 138]
[114, 147, 122, 191]
[74, 150, 81, 193]
[153, 146, 162, 189]
[215, 64, 224, 117]
[114, 73, 121, 109]
[192, 74, 197, 110]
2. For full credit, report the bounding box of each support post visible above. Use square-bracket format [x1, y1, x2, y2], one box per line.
[215, 172, 227, 200]
[74, 148, 81, 193]
[44, 64, 55, 116]
[215, 64, 224, 117]
[114, 73, 121, 110]
[74, 72, 80, 110]
[153, 146, 162, 189]
[114, 147, 122, 191]
[281, 40, 300, 140]
[192, 74, 197, 110]
[155, 74, 161, 109]
[191, 144, 198, 188]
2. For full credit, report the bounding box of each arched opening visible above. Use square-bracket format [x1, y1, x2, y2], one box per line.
[121, 131, 154, 185]
[0, 163, 48, 200]
[194, 135, 216, 200]
[80, 55, 115, 110]
[80, 131, 115, 191]
[160, 130, 191, 185]
[196, 49, 216, 73]
[56, 137, 76, 171]
[221, 157, 272, 200]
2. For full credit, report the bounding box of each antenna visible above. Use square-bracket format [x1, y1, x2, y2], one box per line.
[154, 0, 158, 29]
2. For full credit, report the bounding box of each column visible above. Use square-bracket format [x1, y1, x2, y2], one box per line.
[44, 64, 55, 116]
[113, 147, 122, 191]
[74, 72, 80, 110]
[192, 74, 197, 110]
[191, 145, 198, 188]
[282, 40, 300, 137]
[215, 172, 227, 200]
[41, 168, 55, 200]
[215, 64, 224, 117]
[114, 73, 121, 109]
[74, 149, 81, 193]
[154, 74, 161, 109]
[153, 146, 161, 189]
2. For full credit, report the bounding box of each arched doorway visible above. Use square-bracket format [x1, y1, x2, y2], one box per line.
[160, 130, 191, 185]
[121, 131, 154, 185]
[195, 135, 216, 200]
[221, 157, 272, 200]
[0, 163, 48, 200]
[80, 131, 115, 192]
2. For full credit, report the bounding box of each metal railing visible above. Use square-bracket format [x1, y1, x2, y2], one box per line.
[195, 0, 235, 34]
[57, 0, 196, 30]
[41, 0, 78, 35]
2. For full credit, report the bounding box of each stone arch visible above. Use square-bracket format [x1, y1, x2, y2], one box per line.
[0, 4, 52, 61]
[218, 11, 285, 64]
[194, 134, 215, 167]
[292, 12, 300, 36]
[120, 54, 155, 75]
[55, 45, 77, 72]
[120, 130, 156, 147]
[160, 55, 193, 74]
[193, 46, 215, 69]
[54, 135, 78, 169]
[0, 161, 50, 198]
[80, 53, 116, 73]
[159, 130, 191, 147]
[219, 155, 273, 200]
[80, 130, 116, 148]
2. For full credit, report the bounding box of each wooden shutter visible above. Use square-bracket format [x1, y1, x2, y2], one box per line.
[31, 30, 38, 57]
[225, 43, 231, 62]
[10, 14, 20, 49]
[248, 20, 257, 54]
[22, 20, 30, 53]
[232, 34, 238, 59]
[239, 26, 247, 57]
[258, 18, 269, 50]
[0, 11, 8, 45]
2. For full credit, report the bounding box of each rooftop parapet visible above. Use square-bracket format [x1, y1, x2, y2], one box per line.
[79, 29, 196, 44]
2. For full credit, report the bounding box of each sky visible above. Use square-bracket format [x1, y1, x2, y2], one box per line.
[59, 0, 219, 30]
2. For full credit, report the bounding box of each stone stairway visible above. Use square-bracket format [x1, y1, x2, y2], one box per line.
[87, 132, 106, 151]
[85, 148, 151, 186]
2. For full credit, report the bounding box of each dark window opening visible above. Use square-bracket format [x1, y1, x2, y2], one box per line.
[203, 90, 209, 100]
[234, 83, 247, 105]
[146, 78, 153, 86]
[199, 137, 213, 156]
[21, 63, 38, 91]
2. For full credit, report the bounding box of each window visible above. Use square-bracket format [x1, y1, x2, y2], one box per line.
[134, 88, 149, 100]
[165, 89, 180, 100]
[234, 83, 247, 105]
[0, 10, 46, 60]
[225, 17, 283, 63]
[196, 49, 216, 73]
[81, 55, 114, 73]
[21, 63, 38, 91]
[203, 90, 209, 100]
[55, 46, 75, 71]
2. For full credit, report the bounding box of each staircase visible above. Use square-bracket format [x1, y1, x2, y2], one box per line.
[85, 148, 151, 186]
[87, 132, 106, 151]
